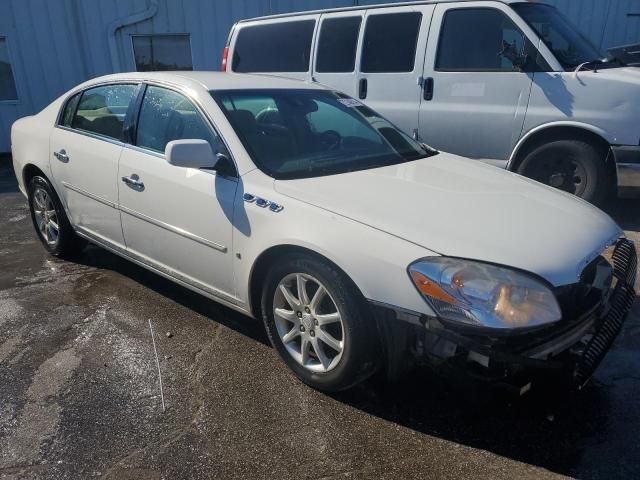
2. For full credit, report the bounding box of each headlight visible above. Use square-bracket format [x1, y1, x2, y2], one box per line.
[408, 257, 562, 330]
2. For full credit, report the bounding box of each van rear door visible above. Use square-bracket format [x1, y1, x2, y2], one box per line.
[419, 2, 538, 163]
[356, 5, 436, 137]
[312, 10, 366, 99]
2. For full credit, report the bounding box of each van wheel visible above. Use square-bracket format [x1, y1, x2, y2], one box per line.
[27, 176, 84, 257]
[517, 139, 609, 205]
[261, 254, 379, 392]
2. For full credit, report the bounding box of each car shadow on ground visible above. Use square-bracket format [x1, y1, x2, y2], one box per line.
[72, 244, 271, 347]
[70, 240, 639, 478]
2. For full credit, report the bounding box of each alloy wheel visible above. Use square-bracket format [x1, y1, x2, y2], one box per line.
[32, 187, 60, 246]
[273, 273, 345, 373]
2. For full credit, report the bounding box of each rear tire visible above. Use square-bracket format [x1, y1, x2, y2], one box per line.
[516, 139, 610, 205]
[27, 176, 84, 257]
[261, 253, 379, 392]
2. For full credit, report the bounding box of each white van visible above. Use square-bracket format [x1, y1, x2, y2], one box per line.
[222, 0, 640, 204]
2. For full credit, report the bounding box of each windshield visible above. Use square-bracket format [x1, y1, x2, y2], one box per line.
[211, 89, 432, 180]
[513, 3, 605, 70]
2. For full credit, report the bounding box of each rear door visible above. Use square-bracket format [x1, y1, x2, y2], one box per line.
[312, 10, 365, 98]
[229, 15, 318, 81]
[357, 5, 436, 137]
[419, 2, 538, 162]
[50, 83, 139, 248]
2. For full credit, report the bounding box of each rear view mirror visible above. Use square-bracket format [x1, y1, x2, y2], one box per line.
[166, 139, 216, 169]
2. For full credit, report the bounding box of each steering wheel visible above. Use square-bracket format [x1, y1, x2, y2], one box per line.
[319, 130, 343, 152]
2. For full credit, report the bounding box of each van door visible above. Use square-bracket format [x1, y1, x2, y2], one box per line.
[356, 5, 435, 137]
[312, 10, 365, 98]
[419, 2, 538, 163]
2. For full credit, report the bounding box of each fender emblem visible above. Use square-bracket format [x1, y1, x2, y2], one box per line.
[243, 193, 284, 213]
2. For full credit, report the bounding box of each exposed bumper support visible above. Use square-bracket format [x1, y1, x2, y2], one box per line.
[370, 239, 637, 391]
[612, 145, 640, 189]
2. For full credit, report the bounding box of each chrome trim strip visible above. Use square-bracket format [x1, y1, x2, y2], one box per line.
[119, 204, 228, 253]
[55, 125, 126, 147]
[61, 181, 117, 209]
[75, 226, 245, 310]
[617, 163, 640, 188]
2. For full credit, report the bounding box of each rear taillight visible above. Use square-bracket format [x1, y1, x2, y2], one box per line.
[221, 46, 229, 72]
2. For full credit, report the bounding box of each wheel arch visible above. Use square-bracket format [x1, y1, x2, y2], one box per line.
[248, 244, 363, 321]
[508, 123, 613, 171]
[22, 163, 49, 188]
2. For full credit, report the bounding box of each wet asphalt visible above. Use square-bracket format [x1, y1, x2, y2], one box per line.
[0, 158, 639, 480]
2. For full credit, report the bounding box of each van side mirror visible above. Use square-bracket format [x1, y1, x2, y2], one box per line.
[165, 139, 217, 169]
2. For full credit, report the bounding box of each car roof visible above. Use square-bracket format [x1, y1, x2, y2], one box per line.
[236, 0, 531, 23]
[79, 71, 325, 92]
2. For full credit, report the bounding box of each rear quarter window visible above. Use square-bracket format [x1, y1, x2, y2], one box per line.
[232, 20, 316, 73]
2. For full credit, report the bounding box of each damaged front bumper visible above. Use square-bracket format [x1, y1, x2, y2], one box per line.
[372, 238, 637, 393]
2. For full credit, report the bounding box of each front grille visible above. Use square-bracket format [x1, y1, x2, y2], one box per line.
[574, 238, 637, 387]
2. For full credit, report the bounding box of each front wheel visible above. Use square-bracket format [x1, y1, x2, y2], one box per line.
[261, 254, 379, 391]
[516, 139, 610, 205]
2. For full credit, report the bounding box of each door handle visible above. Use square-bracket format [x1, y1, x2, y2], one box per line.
[423, 77, 434, 101]
[54, 149, 69, 162]
[358, 78, 368, 100]
[121, 175, 144, 189]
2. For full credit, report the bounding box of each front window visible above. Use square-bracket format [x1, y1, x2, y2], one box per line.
[513, 3, 605, 70]
[136, 85, 222, 153]
[211, 89, 432, 180]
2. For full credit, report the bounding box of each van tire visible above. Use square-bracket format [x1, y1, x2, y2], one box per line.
[516, 139, 609, 205]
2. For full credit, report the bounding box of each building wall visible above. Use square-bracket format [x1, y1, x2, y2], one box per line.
[1, 0, 639, 152]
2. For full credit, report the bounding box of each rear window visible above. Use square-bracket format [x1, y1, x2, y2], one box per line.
[361, 12, 422, 73]
[71, 84, 138, 141]
[316, 17, 362, 73]
[232, 20, 315, 73]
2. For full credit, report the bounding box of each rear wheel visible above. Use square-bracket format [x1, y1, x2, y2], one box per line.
[261, 254, 379, 391]
[517, 139, 610, 205]
[27, 176, 84, 257]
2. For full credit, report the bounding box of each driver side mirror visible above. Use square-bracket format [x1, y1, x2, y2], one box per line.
[165, 139, 217, 169]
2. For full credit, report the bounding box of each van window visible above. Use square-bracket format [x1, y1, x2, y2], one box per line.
[513, 3, 604, 70]
[361, 12, 422, 73]
[136, 86, 220, 154]
[232, 21, 315, 73]
[72, 84, 138, 141]
[436, 8, 530, 71]
[316, 17, 362, 73]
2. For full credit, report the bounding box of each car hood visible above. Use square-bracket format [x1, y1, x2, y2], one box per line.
[274, 153, 623, 287]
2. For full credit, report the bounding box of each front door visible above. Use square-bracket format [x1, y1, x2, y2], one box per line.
[50, 83, 139, 248]
[117, 84, 238, 299]
[356, 5, 436, 137]
[419, 2, 537, 163]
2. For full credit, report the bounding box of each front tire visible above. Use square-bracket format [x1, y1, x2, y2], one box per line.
[516, 139, 609, 205]
[27, 176, 84, 257]
[261, 254, 379, 391]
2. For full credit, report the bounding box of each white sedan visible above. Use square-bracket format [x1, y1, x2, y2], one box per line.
[10, 72, 637, 392]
